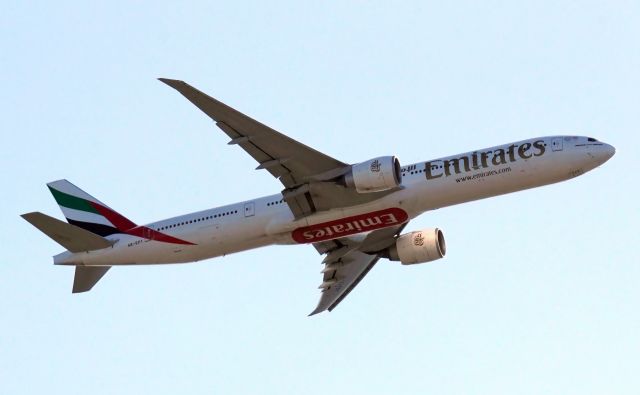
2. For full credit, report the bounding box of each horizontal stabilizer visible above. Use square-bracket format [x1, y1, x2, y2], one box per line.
[73, 266, 111, 293]
[21, 212, 113, 253]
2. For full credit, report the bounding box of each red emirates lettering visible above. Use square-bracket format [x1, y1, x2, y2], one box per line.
[291, 208, 409, 243]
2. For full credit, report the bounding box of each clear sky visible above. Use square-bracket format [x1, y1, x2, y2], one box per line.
[1, 1, 638, 394]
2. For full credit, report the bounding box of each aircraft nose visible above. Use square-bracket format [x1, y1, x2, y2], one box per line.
[604, 143, 616, 160]
[590, 142, 615, 165]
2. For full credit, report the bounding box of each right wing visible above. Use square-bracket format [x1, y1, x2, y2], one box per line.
[309, 224, 406, 315]
[310, 251, 379, 316]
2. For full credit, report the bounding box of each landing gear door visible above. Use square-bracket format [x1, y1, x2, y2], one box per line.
[244, 202, 255, 217]
[551, 137, 563, 151]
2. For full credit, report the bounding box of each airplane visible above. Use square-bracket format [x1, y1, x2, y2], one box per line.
[22, 78, 616, 315]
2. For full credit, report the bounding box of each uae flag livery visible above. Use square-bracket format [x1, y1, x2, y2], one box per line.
[47, 180, 128, 237]
[47, 180, 194, 245]
[292, 207, 409, 243]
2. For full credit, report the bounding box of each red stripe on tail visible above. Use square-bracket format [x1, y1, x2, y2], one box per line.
[90, 202, 196, 245]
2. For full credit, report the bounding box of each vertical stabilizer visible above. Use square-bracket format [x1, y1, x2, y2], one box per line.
[47, 180, 136, 236]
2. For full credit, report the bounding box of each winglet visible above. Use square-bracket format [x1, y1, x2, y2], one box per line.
[158, 77, 184, 88]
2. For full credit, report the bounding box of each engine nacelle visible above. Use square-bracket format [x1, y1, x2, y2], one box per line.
[343, 156, 402, 193]
[382, 228, 446, 265]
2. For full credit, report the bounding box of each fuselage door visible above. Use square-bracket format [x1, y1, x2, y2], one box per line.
[551, 137, 563, 151]
[143, 226, 153, 240]
[244, 202, 255, 217]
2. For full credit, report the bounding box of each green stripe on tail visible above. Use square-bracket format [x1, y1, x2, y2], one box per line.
[47, 186, 100, 214]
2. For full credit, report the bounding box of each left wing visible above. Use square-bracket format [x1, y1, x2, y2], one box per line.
[159, 78, 398, 218]
[158, 78, 348, 187]
[309, 224, 406, 315]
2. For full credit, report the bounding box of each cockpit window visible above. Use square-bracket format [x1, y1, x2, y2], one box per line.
[588, 137, 598, 142]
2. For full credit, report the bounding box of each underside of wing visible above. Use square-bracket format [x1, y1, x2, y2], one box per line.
[309, 224, 406, 315]
[159, 78, 347, 187]
[310, 251, 379, 316]
[160, 78, 402, 218]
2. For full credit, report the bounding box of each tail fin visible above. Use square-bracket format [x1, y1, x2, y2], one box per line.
[21, 212, 114, 252]
[46, 179, 136, 236]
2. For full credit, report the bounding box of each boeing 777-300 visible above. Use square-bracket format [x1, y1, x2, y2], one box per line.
[22, 79, 615, 315]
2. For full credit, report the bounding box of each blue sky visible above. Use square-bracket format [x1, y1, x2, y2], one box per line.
[1, 1, 638, 394]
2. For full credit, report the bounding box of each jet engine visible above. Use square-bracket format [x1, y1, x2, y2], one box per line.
[342, 156, 402, 193]
[381, 228, 446, 265]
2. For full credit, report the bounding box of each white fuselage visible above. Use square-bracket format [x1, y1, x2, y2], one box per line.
[54, 135, 614, 267]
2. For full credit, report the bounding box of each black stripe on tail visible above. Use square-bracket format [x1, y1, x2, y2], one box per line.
[67, 219, 120, 237]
